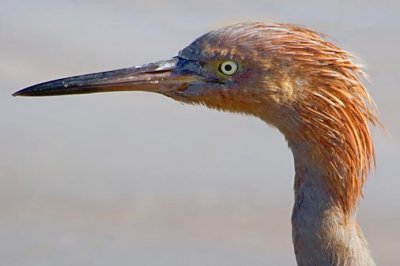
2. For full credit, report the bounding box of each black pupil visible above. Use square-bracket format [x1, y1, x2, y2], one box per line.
[224, 64, 233, 72]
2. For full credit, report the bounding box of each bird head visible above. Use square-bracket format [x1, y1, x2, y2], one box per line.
[14, 23, 308, 130]
[14, 22, 379, 214]
[164, 23, 300, 130]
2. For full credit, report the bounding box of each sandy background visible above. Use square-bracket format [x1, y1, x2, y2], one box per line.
[1, 0, 399, 265]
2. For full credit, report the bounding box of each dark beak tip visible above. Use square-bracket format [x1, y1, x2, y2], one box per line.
[12, 87, 43, 97]
[12, 89, 28, 97]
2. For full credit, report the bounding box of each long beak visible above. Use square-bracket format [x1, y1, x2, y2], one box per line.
[13, 58, 201, 97]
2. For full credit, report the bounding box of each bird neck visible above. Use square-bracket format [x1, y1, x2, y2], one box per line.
[289, 141, 375, 265]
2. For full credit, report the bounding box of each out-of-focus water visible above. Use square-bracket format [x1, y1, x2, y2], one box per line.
[1, 0, 399, 265]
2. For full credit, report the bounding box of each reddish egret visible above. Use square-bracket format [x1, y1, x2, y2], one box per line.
[14, 22, 378, 265]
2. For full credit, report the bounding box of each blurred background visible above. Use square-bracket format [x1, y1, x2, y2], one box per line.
[1, 0, 399, 265]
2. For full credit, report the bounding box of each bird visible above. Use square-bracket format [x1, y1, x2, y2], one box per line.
[13, 22, 379, 266]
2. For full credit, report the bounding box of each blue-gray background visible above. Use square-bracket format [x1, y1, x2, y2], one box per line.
[1, 0, 399, 265]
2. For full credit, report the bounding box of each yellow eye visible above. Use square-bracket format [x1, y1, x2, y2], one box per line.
[219, 60, 239, 76]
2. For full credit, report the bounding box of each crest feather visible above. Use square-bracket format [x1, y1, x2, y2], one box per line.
[273, 24, 379, 214]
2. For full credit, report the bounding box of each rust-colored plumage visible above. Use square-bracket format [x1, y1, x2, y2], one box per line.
[181, 23, 379, 215]
[14, 22, 379, 265]
[268, 24, 379, 215]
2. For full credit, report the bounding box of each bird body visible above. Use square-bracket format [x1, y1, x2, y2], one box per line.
[14, 22, 378, 266]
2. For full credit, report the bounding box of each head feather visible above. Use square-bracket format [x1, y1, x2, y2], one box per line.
[176, 22, 379, 214]
[269, 24, 379, 214]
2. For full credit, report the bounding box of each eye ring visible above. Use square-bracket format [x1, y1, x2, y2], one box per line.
[219, 60, 239, 76]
